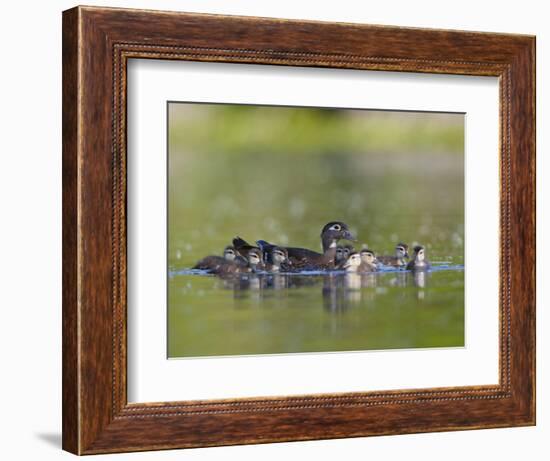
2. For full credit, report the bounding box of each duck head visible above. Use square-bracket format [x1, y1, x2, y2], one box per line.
[271, 246, 289, 266]
[320, 221, 356, 252]
[412, 245, 426, 263]
[343, 244, 355, 258]
[395, 243, 409, 260]
[247, 248, 265, 271]
[335, 246, 345, 265]
[223, 246, 237, 261]
[360, 249, 376, 265]
[343, 252, 362, 272]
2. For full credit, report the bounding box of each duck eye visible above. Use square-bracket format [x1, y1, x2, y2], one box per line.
[331, 224, 341, 231]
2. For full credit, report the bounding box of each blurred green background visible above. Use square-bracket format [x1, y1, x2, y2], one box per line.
[168, 103, 464, 358]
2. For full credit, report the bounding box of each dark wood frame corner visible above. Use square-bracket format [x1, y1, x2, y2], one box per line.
[62, 5, 536, 455]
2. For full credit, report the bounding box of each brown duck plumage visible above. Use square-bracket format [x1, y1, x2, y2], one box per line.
[257, 221, 355, 270]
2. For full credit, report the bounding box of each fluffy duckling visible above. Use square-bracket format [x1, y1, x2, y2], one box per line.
[377, 243, 409, 268]
[246, 248, 265, 273]
[342, 244, 355, 259]
[193, 245, 238, 271]
[406, 245, 431, 271]
[265, 246, 292, 273]
[334, 245, 346, 269]
[343, 252, 376, 273]
[359, 249, 378, 272]
[210, 247, 265, 276]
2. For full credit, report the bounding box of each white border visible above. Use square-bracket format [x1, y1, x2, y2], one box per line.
[127, 60, 499, 403]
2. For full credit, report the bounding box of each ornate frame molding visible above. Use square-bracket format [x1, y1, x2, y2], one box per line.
[63, 6, 535, 454]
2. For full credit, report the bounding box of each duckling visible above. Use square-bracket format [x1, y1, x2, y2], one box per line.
[256, 221, 355, 270]
[211, 247, 265, 276]
[246, 248, 266, 273]
[343, 252, 375, 273]
[210, 259, 249, 276]
[342, 244, 355, 259]
[377, 243, 409, 268]
[192, 245, 238, 271]
[256, 240, 277, 265]
[232, 236, 260, 259]
[264, 246, 292, 273]
[334, 245, 346, 269]
[406, 245, 431, 271]
[335, 244, 361, 270]
[359, 249, 378, 272]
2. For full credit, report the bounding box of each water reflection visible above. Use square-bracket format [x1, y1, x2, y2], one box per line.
[168, 266, 465, 357]
[206, 268, 441, 312]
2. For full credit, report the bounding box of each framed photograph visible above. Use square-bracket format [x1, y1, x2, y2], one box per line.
[62, 6, 535, 454]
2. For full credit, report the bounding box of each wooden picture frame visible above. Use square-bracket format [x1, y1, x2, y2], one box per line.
[62, 5, 535, 454]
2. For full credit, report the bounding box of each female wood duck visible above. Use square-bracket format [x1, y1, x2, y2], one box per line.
[193, 245, 238, 271]
[377, 243, 409, 268]
[343, 252, 376, 273]
[359, 249, 378, 272]
[406, 245, 431, 271]
[257, 221, 355, 270]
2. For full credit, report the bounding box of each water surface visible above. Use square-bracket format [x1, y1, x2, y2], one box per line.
[168, 266, 464, 358]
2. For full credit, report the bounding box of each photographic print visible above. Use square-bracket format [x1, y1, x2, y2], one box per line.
[168, 103, 465, 358]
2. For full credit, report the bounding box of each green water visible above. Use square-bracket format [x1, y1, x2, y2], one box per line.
[167, 104, 464, 358]
[168, 269, 464, 357]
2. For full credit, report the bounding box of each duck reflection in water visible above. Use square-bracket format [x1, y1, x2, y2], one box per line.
[214, 269, 429, 309]
[412, 270, 428, 299]
[217, 273, 317, 300]
[322, 272, 382, 311]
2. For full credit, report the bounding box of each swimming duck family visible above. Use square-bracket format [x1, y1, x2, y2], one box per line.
[192, 221, 431, 274]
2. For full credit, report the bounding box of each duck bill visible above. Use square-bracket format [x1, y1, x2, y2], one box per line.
[342, 230, 356, 241]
